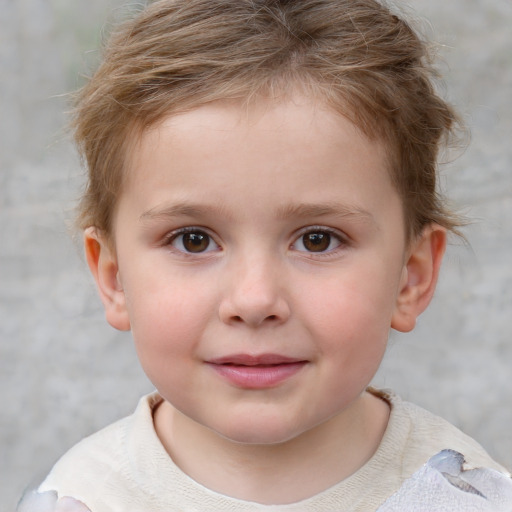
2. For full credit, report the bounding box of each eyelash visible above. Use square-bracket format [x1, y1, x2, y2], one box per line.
[161, 226, 349, 257]
[291, 226, 349, 257]
[162, 227, 220, 255]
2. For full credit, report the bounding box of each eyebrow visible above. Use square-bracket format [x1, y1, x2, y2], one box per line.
[140, 201, 376, 226]
[276, 202, 376, 224]
[139, 202, 233, 222]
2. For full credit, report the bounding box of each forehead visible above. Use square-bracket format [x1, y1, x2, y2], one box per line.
[126, 94, 394, 180]
[118, 96, 403, 229]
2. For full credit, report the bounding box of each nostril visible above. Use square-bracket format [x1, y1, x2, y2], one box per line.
[230, 314, 278, 324]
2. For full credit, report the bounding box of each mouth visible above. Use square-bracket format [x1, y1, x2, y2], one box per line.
[206, 354, 308, 389]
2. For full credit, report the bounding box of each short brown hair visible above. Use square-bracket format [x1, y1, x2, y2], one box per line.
[74, 0, 463, 241]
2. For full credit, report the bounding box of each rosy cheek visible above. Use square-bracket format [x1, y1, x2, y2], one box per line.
[303, 280, 389, 338]
[130, 291, 207, 350]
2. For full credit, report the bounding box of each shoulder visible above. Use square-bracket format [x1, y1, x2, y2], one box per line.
[38, 393, 163, 508]
[378, 389, 509, 477]
[40, 414, 129, 485]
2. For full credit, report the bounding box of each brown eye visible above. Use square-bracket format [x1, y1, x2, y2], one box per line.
[302, 232, 331, 252]
[170, 230, 218, 254]
[292, 229, 342, 254]
[182, 232, 209, 252]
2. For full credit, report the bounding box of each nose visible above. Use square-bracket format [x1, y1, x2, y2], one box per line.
[218, 255, 290, 328]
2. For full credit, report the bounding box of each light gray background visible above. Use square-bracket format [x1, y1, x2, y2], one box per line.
[1, 0, 511, 510]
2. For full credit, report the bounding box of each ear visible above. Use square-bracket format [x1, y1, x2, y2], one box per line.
[84, 227, 131, 331]
[391, 224, 446, 333]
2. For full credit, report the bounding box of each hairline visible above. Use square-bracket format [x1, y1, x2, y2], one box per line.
[108, 85, 408, 243]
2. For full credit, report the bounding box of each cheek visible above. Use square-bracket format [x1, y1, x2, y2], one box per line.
[123, 273, 216, 360]
[303, 276, 397, 341]
[303, 284, 391, 400]
[298, 267, 399, 377]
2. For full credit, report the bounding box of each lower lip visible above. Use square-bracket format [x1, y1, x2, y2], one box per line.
[207, 362, 307, 389]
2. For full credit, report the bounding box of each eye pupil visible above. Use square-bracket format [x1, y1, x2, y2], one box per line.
[183, 232, 209, 252]
[303, 232, 330, 252]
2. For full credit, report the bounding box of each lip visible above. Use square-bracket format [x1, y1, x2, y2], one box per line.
[206, 353, 308, 389]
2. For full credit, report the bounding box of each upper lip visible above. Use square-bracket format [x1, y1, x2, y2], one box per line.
[207, 354, 306, 366]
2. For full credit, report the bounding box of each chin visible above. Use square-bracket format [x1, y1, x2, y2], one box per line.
[212, 418, 308, 446]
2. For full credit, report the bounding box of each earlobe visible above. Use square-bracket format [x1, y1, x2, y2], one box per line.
[84, 227, 131, 331]
[391, 224, 446, 333]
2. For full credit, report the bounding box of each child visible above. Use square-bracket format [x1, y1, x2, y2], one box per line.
[29, 0, 511, 509]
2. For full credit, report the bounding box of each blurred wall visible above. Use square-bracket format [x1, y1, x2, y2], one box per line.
[1, 0, 511, 510]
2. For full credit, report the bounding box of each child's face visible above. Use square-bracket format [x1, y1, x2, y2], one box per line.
[90, 96, 431, 445]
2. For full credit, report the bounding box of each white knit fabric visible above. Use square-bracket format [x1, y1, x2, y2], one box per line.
[39, 390, 509, 512]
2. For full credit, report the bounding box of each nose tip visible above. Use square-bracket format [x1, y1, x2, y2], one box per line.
[218, 266, 290, 327]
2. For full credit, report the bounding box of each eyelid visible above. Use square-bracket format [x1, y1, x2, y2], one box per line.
[162, 226, 221, 254]
[291, 225, 350, 255]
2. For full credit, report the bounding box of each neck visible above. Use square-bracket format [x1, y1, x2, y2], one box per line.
[154, 391, 390, 505]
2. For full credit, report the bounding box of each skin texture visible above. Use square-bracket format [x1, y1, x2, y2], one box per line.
[85, 96, 446, 504]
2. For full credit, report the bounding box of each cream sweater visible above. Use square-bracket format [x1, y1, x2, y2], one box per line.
[39, 390, 508, 511]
